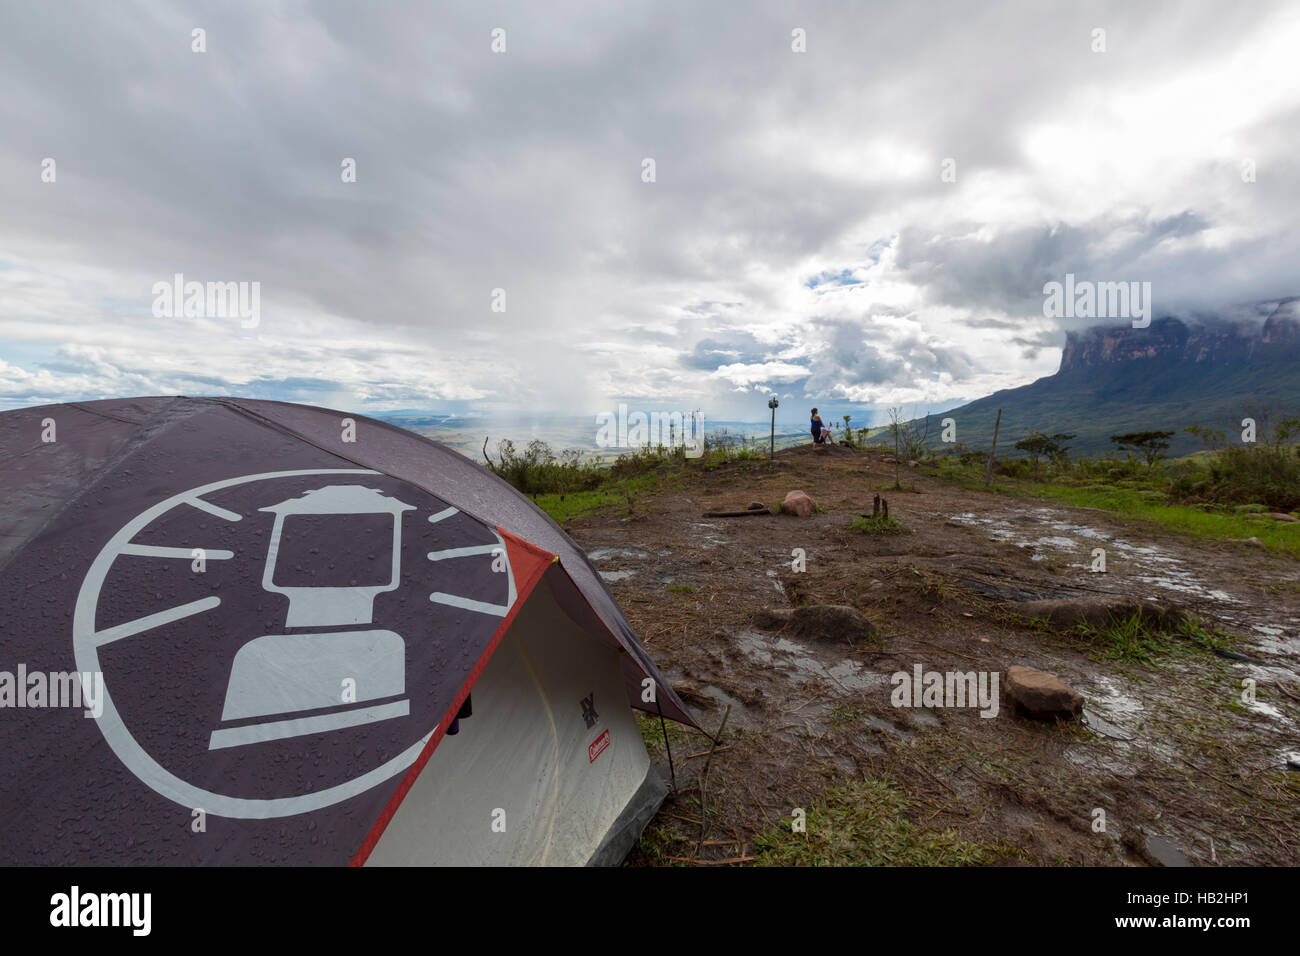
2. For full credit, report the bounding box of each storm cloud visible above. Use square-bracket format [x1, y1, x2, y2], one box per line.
[1, 0, 1296, 425]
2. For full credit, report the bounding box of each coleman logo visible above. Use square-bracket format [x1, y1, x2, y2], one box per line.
[588, 729, 610, 763]
[71, 469, 517, 819]
[580, 692, 598, 728]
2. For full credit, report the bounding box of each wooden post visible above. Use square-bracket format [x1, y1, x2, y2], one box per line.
[985, 409, 1002, 487]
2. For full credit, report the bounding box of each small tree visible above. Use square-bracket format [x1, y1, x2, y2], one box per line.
[1110, 431, 1176, 472]
[887, 406, 903, 488]
[1183, 425, 1225, 451]
[1013, 431, 1075, 478]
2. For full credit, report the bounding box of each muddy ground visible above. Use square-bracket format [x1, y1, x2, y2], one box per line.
[565, 446, 1300, 866]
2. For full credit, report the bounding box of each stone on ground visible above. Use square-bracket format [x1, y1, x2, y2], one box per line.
[753, 604, 879, 646]
[780, 490, 815, 517]
[1006, 665, 1084, 720]
[1014, 596, 1185, 630]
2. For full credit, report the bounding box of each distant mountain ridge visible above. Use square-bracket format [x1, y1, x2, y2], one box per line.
[936, 298, 1300, 457]
[1059, 297, 1300, 371]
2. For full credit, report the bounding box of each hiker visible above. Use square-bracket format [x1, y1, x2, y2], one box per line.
[810, 408, 831, 445]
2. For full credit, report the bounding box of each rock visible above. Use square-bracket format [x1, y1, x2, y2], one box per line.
[1267, 512, 1297, 522]
[882, 456, 897, 464]
[1005, 665, 1084, 720]
[1014, 596, 1186, 630]
[1236, 536, 1266, 549]
[747, 501, 766, 511]
[753, 607, 791, 629]
[907, 459, 920, 467]
[780, 490, 815, 517]
[753, 604, 879, 646]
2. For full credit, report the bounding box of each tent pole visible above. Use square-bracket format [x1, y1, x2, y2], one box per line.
[654, 696, 678, 792]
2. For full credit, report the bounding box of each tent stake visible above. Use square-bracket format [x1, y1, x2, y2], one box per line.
[695, 704, 732, 857]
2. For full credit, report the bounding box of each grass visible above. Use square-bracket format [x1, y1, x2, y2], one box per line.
[531, 487, 624, 523]
[531, 467, 683, 522]
[752, 777, 1005, 866]
[825, 703, 861, 732]
[664, 584, 696, 595]
[926, 463, 1300, 557]
[851, 515, 906, 535]
[636, 711, 704, 756]
[1022, 482, 1300, 557]
[1065, 612, 1228, 665]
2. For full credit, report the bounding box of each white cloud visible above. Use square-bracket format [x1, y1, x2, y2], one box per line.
[0, 0, 1297, 421]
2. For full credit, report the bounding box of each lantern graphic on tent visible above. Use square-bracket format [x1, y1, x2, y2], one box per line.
[210, 484, 416, 751]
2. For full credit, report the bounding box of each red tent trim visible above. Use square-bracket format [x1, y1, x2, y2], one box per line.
[349, 528, 555, 866]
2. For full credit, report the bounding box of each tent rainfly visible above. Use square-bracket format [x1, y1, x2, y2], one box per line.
[0, 397, 697, 866]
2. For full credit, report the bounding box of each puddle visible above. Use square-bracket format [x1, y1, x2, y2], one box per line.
[766, 569, 786, 597]
[862, 714, 916, 739]
[950, 507, 1248, 606]
[1064, 745, 1137, 776]
[1084, 675, 1145, 725]
[1145, 834, 1191, 867]
[735, 630, 888, 696]
[1081, 708, 1133, 741]
[586, 547, 650, 562]
[697, 685, 752, 725]
[690, 522, 730, 550]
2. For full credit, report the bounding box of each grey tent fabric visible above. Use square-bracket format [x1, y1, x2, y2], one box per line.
[0, 396, 694, 866]
[0, 396, 694, 726]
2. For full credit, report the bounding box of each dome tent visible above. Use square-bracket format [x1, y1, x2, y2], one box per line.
[0, 396, 696, 866]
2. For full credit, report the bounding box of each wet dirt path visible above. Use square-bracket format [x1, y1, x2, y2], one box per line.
[565, 449, 1300, 865]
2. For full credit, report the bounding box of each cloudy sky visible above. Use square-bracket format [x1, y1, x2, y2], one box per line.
[2, 0, 1298, 426]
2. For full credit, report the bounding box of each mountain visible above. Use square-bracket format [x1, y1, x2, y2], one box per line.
[933, 298, 1300, 457]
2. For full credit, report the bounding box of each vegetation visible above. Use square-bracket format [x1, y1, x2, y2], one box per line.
[1013, 431, 1075, 477]
[913, 408, 1300, 555]
[1173, 417, 1300, 511]
[753, 777, 1005, 866]
[851, 515, 905, 535]
[1064, 612, 1227, 665]
[484, 432, 783, 523]
[1110, 430, 1176, 472]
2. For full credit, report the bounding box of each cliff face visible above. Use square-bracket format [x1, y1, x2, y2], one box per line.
[1058, 298, 1300, 373]
[942, 296, 1300, 458]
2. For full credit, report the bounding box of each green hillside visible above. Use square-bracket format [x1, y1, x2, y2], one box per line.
[920, 352, 1300, 458]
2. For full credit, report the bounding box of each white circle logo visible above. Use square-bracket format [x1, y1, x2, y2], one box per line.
[73, 469, 513, 819]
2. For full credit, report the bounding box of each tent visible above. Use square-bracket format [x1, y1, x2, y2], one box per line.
[0, 397, 696, 866]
